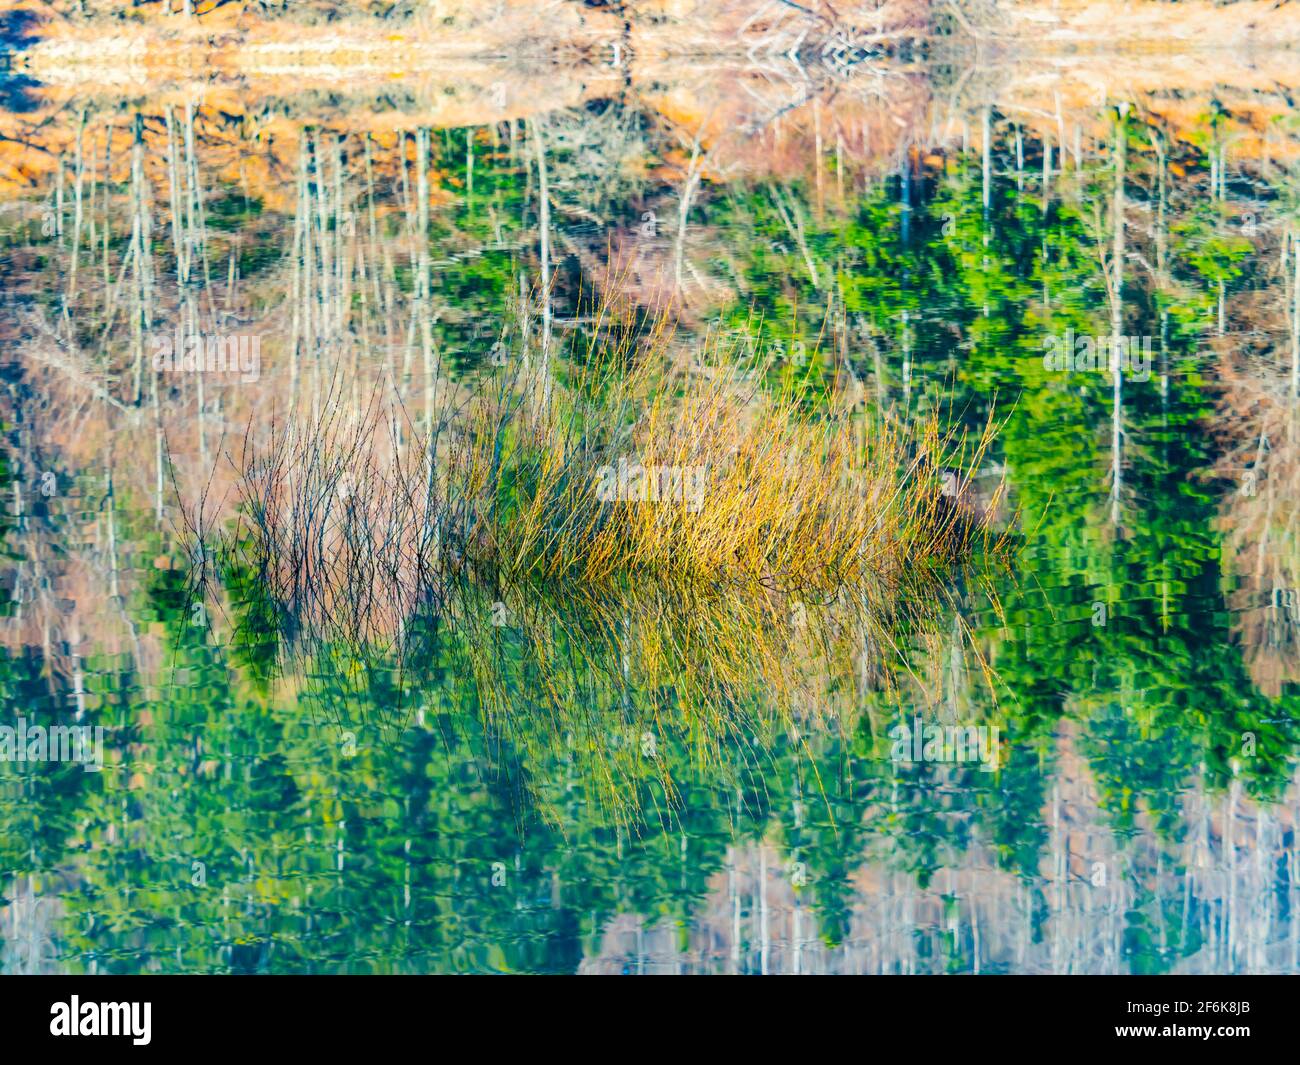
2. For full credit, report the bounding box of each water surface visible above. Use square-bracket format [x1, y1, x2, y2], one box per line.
[3, 17, 1300, 973]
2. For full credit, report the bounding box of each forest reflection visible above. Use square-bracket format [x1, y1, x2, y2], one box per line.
[3, 45, 1300, 973]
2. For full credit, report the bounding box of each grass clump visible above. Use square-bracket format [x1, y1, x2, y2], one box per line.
[204, 297, 1004, 657]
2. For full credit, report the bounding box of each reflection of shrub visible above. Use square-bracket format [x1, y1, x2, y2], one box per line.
[237, 243, 283, 277]
[205, 194, 264, 233]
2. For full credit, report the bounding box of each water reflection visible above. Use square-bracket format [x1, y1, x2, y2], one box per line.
[3, 32, 1300, 973]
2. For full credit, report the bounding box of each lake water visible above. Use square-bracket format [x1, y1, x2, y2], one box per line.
[3, 7, 1300, 974]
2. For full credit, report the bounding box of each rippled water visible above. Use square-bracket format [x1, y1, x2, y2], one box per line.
[3, 9, 1300, 974]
